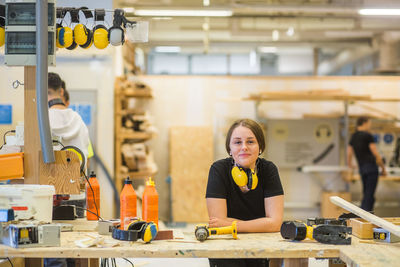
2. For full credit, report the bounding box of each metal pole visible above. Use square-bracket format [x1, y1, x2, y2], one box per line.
[36, 0, 54, 163]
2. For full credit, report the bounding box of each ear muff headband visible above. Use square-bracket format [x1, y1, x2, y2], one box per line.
[66, 41, 77, 50]
[93, 25, 109, 49]
[231, 165, 258, 190]
[61, 145, 86, 173]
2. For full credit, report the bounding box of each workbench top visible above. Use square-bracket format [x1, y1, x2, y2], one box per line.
[1, 231, 399, 266]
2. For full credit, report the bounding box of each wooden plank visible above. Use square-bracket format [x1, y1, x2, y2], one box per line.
[0, 258, 24, 267]
[0, 232, 342, 259]
[349, 218, 400, 239]
[39, 150, 81, 194]
[330, 196, 400, 237]
[284, 258, 308, 267]
[170, 126, 213, 222]
[340, 245, 400, 267]
[24, 66, 40, 184]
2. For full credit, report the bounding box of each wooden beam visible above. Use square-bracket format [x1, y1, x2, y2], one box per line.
[24, 66, 41, 184]
[330, 196, 400, 237]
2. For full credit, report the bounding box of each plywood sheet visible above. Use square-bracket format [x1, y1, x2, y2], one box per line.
[170, 126, 213, 223]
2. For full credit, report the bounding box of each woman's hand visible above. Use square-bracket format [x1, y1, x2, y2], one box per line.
[208, 217, 234, 228]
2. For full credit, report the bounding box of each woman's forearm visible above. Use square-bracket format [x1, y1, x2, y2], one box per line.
[228, 217, 281, 233]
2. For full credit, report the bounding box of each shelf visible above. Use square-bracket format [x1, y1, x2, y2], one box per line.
[117, 131, 155, 141]
[118, 169, 158, 180]
[120, 90, 153, 98]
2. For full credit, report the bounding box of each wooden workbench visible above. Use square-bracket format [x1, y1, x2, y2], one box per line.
[1, 231, 399, 266]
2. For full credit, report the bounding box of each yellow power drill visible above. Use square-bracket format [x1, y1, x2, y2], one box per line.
[195, 221, 238, 242]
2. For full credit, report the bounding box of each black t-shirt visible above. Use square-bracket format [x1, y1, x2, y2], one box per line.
[349, 131, 376, 167]
[205, 158, 284, 221]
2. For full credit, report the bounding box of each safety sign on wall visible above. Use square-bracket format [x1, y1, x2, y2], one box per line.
[266, 119, 339, 168]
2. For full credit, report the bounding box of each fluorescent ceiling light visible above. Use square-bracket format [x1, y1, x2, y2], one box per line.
[272, 30, 280, 41]
[203, 0, 210, 6]
[123, 7, 135, 13]
[134, 9, 232, 17]
[154, 46, 181, 53]
[258, 47, 277, 53]
[359, 9, 400, 15]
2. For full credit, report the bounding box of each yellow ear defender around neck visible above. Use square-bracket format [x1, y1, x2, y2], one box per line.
[231, 164, 258, 191]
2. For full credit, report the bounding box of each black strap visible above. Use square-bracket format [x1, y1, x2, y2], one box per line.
[48, 98, 66, 108]
[70, 8, 80, 23]
[112, 227, 140, 241]
[80, 7, 93, 19]
[95, 9, 106, 22]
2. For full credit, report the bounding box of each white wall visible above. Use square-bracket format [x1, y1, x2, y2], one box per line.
[0, 49, 116, 219]
[139, 75, 400, 220]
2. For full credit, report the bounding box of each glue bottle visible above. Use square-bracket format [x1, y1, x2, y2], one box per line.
[120, 177, 137, 230]
[86, 171, 100, 220]
[142, 177, 158, 226]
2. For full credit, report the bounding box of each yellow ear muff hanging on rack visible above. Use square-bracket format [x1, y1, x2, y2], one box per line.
[93, 25, 109, 49]
[231, 165, 258, 190]
[74, 24, 90, 46]
[0, 26, 4, 48]
[56, 24, 64, 48]
[0, 9, 5, 48]
[60, 26, 73, 48]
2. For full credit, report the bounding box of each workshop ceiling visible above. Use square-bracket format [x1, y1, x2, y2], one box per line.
[113, 0, 400, 54]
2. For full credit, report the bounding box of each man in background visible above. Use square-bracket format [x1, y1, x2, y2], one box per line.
[347, 116, 387, 212]
[48, 73, 90, 163]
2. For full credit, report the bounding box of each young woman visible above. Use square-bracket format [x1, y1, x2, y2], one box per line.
[206, 119, 284, 267]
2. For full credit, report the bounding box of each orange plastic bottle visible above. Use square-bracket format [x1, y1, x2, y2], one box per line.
[142, 177, 159, 226]
[120, 177, 137, 230]
[86, 171, 100, 220]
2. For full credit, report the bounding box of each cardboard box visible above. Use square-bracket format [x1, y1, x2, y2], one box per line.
[321, 191, 351, 218]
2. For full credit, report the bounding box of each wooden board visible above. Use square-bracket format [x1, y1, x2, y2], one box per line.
[39, 150, 81, 194]
[170, 126, 213, 223]
[349, 218, 400, 239]
[24, 66, 40, 185]
[1, 231, 400, 267]
[330, 196, 400, 238]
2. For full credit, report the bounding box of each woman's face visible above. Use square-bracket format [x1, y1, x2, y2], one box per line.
[229, 125, 260, 169]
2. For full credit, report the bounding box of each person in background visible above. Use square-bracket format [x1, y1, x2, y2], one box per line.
[48, 73, 90, 163]
[206, 118, 284, 267]
[45, 73, 92, 267]
[348, 116, 387, 212]
[61, 80, 70, 108]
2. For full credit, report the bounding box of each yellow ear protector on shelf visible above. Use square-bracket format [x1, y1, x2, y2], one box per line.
[109, 9, 125, 46]
[93, 24, 109, 49]
[112, 220, 158, 243]
[61, 145, 86, 174]
[231, 163, 258, 191]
